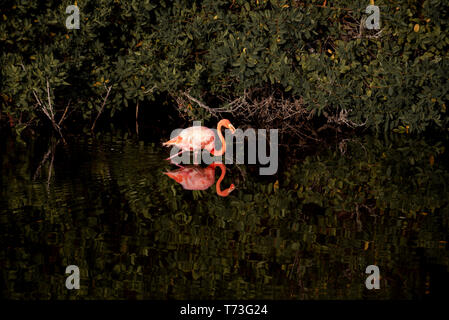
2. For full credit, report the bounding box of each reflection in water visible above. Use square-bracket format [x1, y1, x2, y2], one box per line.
[164, 162, 235, 197]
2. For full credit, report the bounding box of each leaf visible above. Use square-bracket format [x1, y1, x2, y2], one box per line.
[364, 241, 370, 251]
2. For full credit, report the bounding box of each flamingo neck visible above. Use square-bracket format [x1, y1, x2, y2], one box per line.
[212, 120, 227, 157]
[210, 163, 233, 197]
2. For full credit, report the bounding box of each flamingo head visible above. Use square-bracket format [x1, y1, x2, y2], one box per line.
[220, 119, 236, 134]
[220, 183, 235, 197]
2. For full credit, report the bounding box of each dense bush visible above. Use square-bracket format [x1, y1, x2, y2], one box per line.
[1, 0, 448, 138]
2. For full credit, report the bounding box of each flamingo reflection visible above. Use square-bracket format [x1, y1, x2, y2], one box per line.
[164, 162, 235, 197]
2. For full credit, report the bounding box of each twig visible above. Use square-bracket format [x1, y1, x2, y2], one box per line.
[136, 101, 139, 135]
[33, 145, 53, 181]
[182, 91, 214, 113]
[58, 100, 71, 126]
[33, 139, 60, 182]
[47, 145, 55, 192]
[144, 85, 156, 94]
[32, 80, 66, 144]
[91, 84, 112, 132]
[46, 80, 55, 120]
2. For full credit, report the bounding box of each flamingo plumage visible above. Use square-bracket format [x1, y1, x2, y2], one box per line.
[162, 119, 236, 161]
[164, 162, 235, 197]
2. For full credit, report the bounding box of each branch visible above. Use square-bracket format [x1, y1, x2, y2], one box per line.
[182, 91, 214, 113]
[58, 100, 71, 126]
[46, 79, 55, 120]
[33, 84, 66, 144]
[91, 84, 112, 132]
[144, 85, 157, 94]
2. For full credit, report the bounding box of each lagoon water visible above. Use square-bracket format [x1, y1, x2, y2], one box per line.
[1, 132, 448, 299]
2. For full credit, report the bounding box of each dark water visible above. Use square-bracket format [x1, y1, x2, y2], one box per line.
[1, 132, 448, 300]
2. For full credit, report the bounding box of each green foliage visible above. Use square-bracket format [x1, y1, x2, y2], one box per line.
[1, 0, 448, 136]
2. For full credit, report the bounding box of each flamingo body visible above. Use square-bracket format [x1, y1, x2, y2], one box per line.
[173, 126, 216, 153]
[163, 119, 236, 157]
[164, 163, 235, 197]
[165, 166, 215, 190]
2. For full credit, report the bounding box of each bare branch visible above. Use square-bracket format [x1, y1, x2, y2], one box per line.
[33, 84, 66, 144]
[58, 100, 71, 126]
[144, 85, 157, 94]
[91, 85, 112, 132]
[182, 91, 215, 113]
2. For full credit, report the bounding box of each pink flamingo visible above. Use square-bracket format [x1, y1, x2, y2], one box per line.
[164, 162, 235, 197]
[162, 119, 236, 162]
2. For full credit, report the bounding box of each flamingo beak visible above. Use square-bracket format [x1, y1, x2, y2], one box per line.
[228, 124, 236, 134]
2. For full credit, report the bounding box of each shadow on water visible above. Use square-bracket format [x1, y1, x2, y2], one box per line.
[0, 131, 448, 299]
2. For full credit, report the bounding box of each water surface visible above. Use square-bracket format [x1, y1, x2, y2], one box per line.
[1, 132, 448, 299]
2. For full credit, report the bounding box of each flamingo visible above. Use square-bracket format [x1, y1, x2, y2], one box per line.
[164, 162, 235, 197]
[162, 119, 236, 163]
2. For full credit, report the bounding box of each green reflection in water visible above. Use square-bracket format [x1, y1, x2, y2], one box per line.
[1, 133, 448, 300]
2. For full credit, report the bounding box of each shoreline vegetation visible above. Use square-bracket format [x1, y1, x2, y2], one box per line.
[1, 0, 448, 143]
